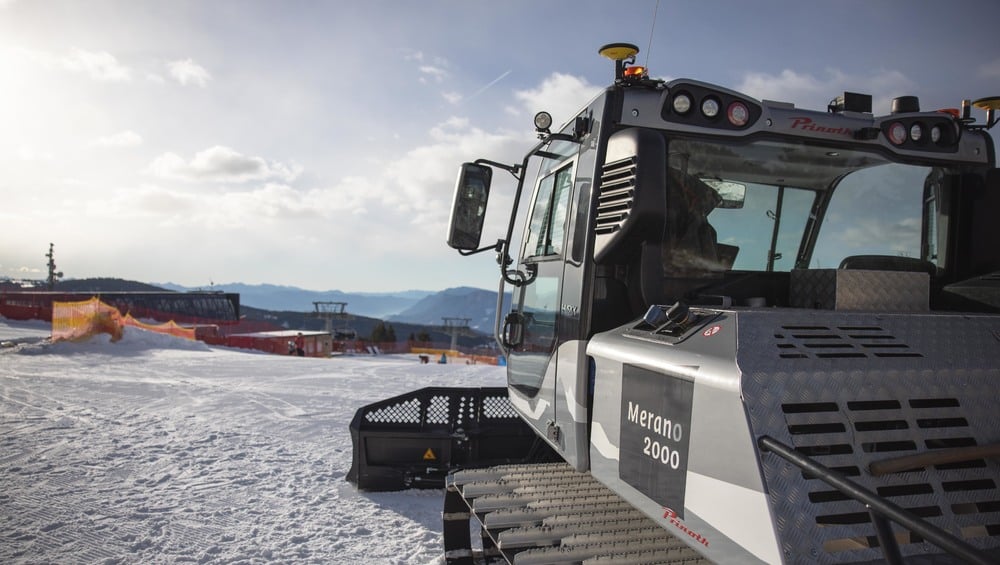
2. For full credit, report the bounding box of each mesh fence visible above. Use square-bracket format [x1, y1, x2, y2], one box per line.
[51, 297, 195, 343]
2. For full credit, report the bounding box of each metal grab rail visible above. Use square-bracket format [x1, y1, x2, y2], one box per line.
[757, 435, 995, 565]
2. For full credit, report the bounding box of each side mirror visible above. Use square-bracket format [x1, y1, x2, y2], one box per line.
[701, 178, 747, 209]
[447, 163, 492, 250]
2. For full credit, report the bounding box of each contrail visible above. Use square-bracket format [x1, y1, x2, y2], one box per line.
[466, 70, 512, 101]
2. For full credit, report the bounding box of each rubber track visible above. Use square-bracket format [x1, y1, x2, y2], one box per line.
[443, 462, 710, 564]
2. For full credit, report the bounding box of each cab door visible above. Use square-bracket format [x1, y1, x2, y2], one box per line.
[504, 161, 575, 456]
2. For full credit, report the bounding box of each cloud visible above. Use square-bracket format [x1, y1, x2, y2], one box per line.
[147, 146, 301, 184]
[16, 47, 131, 82]
[63, 47, 132, 82]
[512, 72, 602, 126]
[736, 68, 914, 114]
[980, 58, 1000, 79]
[419, 64, 448, 84]
[90, 130, 143, 148]
[16, 145, 54, 162]
[168, 58, 211, 87]
[839, 216, 921, 255]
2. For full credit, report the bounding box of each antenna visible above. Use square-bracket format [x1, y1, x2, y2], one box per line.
[644, 0, 660, 68]
[45, 243, 63, 290]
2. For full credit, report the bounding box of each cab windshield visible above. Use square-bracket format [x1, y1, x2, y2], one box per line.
[667, 138, 938, 276]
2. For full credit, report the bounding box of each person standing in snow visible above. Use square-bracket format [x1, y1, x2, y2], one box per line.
[294, 332, 305, 357]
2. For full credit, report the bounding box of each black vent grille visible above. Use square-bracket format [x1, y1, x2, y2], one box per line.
[780, 397, 999, 557]
[362, 390, 517, 427]
[595, 157, 637, 234]
[774, 325, 923, 360]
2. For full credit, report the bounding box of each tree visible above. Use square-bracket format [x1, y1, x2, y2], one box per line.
[370, 321, 387, 342]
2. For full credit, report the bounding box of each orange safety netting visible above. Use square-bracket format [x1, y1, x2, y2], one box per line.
[52, 297, 124, 342]
[122, 313, 195, 340]
[51, 298, 196, 343]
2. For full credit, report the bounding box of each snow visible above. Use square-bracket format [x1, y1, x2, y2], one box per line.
[0, 318, 504, 564]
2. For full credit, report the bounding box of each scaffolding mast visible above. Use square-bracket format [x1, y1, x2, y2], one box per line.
[45, 243, 63, 290]
[440, 317, 472, 352]
[313, 301, 354, 337]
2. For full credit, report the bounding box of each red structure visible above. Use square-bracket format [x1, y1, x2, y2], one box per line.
[225, 330, 332, 357]
[0, 290, 240, 324]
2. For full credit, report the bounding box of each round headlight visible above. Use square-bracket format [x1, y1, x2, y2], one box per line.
[930, 125, 942, 144]
[727, 101, 750, 126]
[888, 122, 907, 145]
[701, 97, 720, 118]
[909, 123, 923, 143]
[534, 111, 553, 131]
[672, 93, 692, 114]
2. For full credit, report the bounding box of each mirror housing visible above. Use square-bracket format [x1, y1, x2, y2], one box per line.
[701, 178, 747, 209]
[447, 163, 493, 251]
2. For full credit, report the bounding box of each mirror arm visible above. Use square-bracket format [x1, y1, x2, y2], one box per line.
[475, 159, 522, 179]
[458, 239, 504, 257]
[544, 132, 581, 144]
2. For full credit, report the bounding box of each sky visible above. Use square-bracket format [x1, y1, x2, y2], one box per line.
[1, 0, 998, 293]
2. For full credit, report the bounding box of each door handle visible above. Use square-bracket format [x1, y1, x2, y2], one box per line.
[501, 312, 525, 349]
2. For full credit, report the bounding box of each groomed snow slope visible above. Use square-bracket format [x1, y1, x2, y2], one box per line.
[0, 319, 503, 564]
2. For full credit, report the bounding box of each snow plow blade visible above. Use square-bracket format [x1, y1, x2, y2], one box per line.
[347, 387, 555, 491]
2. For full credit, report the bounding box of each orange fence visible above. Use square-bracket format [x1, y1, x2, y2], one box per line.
[122, 313, 195, 340]
[51, 297, 195, 343]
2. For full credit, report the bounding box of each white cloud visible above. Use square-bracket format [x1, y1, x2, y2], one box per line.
[442, 91, 462, 104]
[91, 130, 143, 148]
[419, 64, 447, 84]
[168, 58, 211, 87]
[513, 72, 602, 127]
[839, 216, 921, 254]
[736, 68, 914, 114]
[63, 47, 131, 82]
[147, 146, 301, 184]
[16, 145, 54, 162]
[980, 58, 1000, 79]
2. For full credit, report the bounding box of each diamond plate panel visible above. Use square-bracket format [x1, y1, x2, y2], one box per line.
[790, 269, 929, 311]
[739, 310, 1000, 563]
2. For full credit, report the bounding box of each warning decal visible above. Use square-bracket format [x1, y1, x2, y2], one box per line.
[619, 364, 693, 519]
[422, 448, 437, 461]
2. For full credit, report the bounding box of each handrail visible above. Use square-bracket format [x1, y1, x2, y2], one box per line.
[757, 435, 995, 565]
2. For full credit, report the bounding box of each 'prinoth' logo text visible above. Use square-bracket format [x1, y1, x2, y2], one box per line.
[789, 117, 853, 137]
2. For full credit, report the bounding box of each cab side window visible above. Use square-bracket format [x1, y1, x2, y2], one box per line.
[524, 164, 574, 259]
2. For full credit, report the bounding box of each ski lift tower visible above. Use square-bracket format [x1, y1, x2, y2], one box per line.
[440, 317, 472, 353]
[313, 301, 353, 336]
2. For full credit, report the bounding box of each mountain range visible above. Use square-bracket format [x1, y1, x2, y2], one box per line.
[157, 282, 506, 333]
[157, 282, 433, 319]
[29, 278, 506, 338]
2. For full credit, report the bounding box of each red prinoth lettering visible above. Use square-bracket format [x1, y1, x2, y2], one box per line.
[661, 507, 710, 547]
[789, 116, 853, 137]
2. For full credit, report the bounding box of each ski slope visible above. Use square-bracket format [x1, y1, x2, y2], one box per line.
[0, 318, 504, 564]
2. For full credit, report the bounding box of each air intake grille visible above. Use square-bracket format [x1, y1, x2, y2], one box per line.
[595, 157, 637, 234]
[781, 397, 999, 558]
[774, 324, 923, 360]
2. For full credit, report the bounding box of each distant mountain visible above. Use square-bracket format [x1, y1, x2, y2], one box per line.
[389, 286, 509, 333]
[157, 282, 434, 319]
[55, 278, 170, 292]
[30, 278, 502, 341]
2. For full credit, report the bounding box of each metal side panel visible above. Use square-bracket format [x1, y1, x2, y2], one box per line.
[587, 313, 779, 564]
[739, 310, 1000, 563]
